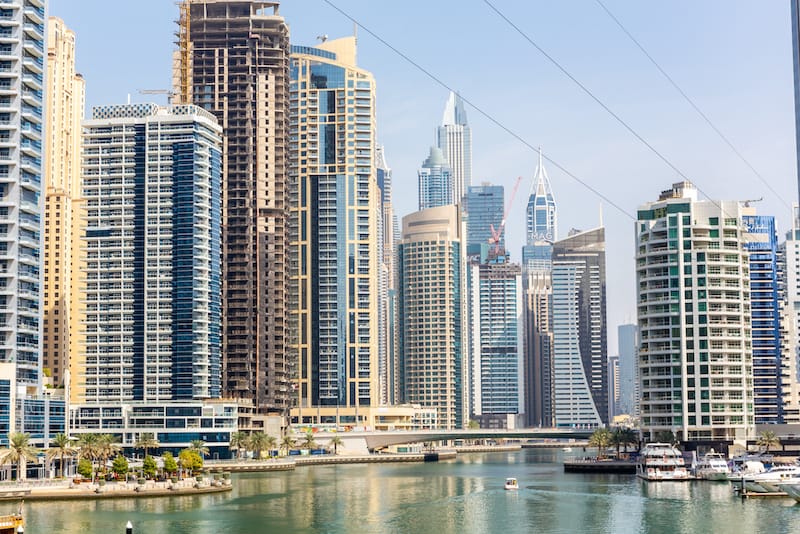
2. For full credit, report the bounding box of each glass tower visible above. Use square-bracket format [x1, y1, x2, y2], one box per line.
[522, 149, 557, 272]
[464, 184, 504, 251]
[79, 103, 222, 403]
[289, 38, 380, 412]
[0, 0, 45, 390]
[418, 146, 453, 211]
[437, 92, 471, 206]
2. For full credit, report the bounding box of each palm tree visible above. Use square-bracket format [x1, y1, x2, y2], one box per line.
[757, 430, 780, 453]
[620, 428, 639, 454]
[588, 428, 612, 459]
[96, 434, 121, 477]
[264, 435, 277, 458]
[248, 432, 268, 459]
[189, 439, 210, 459]
[46, 433, 77, 478]
[0, 432, 39, 481]
[76, 433, 100, 479]
[133, 432, 160, 459]
[610, 428, 625, 459]
[327, 435, 344, 455]
[655, 430, 678, 447]
[302, 431, 317, 451]
[229, 431, 248, 459]
[280, 435, 295, 456]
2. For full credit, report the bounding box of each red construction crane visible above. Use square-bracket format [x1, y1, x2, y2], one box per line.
[488, 175, 523, 255]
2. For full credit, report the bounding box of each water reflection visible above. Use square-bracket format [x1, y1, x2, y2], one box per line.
[9, 450, 800, 533]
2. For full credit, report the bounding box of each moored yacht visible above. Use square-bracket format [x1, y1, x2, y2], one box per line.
[694, 451, 730, 481]
[636, 443, 690, 481]
[742, 464, 800, 493]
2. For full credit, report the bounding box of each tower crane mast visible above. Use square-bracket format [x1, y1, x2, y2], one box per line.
[488, 175, 523, 255]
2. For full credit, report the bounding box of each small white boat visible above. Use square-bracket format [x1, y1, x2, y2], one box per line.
[504, 477, 519, 490]
[694, 451, 730, 481]
[562, 447, 573, 452]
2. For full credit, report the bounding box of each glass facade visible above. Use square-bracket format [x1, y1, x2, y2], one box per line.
[464, 185, 504, 250]
[418, 146, 453, 211]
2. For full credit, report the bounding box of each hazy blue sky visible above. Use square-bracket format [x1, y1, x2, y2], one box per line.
[49, 0, 797, 350]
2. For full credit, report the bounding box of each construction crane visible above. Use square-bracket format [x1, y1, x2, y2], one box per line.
[741, 197, 763, 208]
[138, 89, 175, 105]
[488, 175, 523, 255]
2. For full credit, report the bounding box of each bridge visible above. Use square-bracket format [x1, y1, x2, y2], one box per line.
[292, 428, 594, 453]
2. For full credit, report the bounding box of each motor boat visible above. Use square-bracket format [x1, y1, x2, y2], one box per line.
[504, 477, 519, 490]
[636, 443, 690, 481]
[694, 450, 730, 481]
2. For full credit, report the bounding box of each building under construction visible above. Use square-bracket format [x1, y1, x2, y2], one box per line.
[175, 1, 291, 415]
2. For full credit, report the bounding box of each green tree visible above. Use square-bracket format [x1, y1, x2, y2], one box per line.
[142, 455, 157, 478]
[302, 431, 317, 451]
[265, 435, 277, 456]
[163, 451, 178, 476]
[134, 432, 160, 459]
[327, 435, 344, 455]
[248, 431, 269, 459]
[77, 458, 93, 479]
[757, 430, 781, 453]
[189, 439, 210, 459]
[280, 435, 295, 456]
[179, 449, 203, 474]
[229, 431, 248, 459]
[467, 420, 479, 429]
[46, 433, 77, 478]
[76, 433, 100, 480]
[95, 434, 120, 476]
[111, 455, 129, 478]
[0, 432, 39, 481]
[588, 428, 613, 459]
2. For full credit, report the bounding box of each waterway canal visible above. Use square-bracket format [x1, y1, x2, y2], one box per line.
[9, 449, 800, 533]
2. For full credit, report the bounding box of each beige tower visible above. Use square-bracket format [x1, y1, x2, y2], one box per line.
[289, 37, 380, 421]
[44, 17, 84, 388]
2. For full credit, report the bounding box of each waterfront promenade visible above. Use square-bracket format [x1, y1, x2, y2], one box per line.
[0, 476, 232, 502]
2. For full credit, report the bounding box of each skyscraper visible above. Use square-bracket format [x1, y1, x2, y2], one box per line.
[791, 0, 800, 204]
[522, 150, 557, 272]
[398, 205, 466, 429]
[176, 1, 291, 414]
[76, 103, 222, 403]
[617, 324, 639, 417]
[636, 182, 754, 442]
[289, 37, 380, 418]
[0, 0, 45, 390]
[743, 215, 783, 424]
[44, 17, 84, 388]
[778, 213, 800, 423]
[524, 270, 553, 427]
[468, 254, 524, 428]
[437, 91, 471, 205]
[464, 184, 504, 250]
[418, 146, 452, 210]
[376, 145, 397, 405]
[551, 227, 608, 428]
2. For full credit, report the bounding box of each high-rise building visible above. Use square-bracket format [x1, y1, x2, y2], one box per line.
[376, 145, 397, 405]
[289, 37, 380, 420]
[436, 92, 471, 205]
[176, 1, 291, 414]
[468, 253, 524, 428]
[636, 182, 754, 442]
[464, 184, 503, 250]
[44, 17, 84, 388]
[75, 103, 222, 404]
[608, 355, 620, 419]
[551, 227, 608, 428]
[791, 0, 800, 204]
[524, 270, 553, 427]
[418, 146, 452, 211]
[0, 0, 46, 391]
[398, 205, 466, 429]
[617, 324, 639, 417]
[742, 215, 783, 424]
[522, 150, 557, 272]
[779, 213, 800, 423]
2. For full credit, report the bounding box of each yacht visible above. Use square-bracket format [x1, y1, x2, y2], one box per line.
[504, 477, 519, 490]
[636, 443, 690, 481]
[742, 464, 800, 493]
[694, 451, 730, 481]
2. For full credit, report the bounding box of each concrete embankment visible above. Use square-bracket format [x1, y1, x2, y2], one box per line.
[212, 451, 459, 472]
[563, 459, 637, 474]
[0, 479, 232, 502]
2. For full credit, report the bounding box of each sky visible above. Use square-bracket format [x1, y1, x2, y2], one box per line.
[49, 0, 798, 351]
